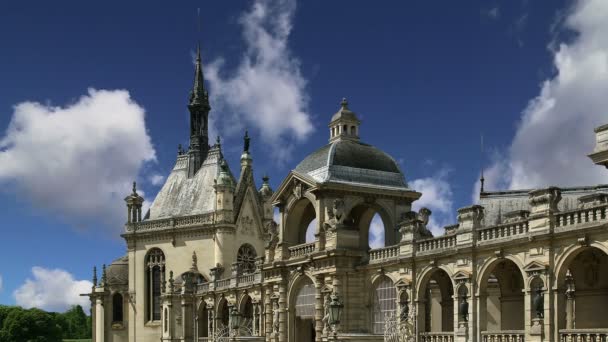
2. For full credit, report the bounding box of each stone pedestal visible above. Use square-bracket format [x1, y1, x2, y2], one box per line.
[529, 318, 543, 342]
[456, 322, 468, 342]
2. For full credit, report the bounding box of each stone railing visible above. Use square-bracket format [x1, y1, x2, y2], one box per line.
[417, 235, 457, 253]
[288, 242, 316, 258]
[556, 205, 608, 229]
[237, 273, 256, 285]
[197, 282, 210, 292]
[481, 331, 525, 342]
[125, 212, 215, 232]
[198, 338, 212, 342]
[560, 329, 608, 342]
[419, 332, 454, 342]
[477, 221, 529, 243]
[216, 278, 231, 289]
[369, 245, 400, 262]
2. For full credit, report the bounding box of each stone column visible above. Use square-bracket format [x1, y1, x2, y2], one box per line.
[208, 307, 214, 339]
[315, 275, 324, 342]
[95, 296, 104, 342]
[565, 270, 575, 329]
[279, 282, 287, 342]
[264, 287, 273, 342]
[475, 293, 487, 342]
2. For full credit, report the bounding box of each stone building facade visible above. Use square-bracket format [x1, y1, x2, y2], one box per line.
[88, 45, 608, 342]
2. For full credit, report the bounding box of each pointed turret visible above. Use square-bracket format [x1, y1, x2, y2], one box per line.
[187, 43, 211, 177]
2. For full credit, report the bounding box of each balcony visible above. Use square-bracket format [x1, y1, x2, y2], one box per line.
[288, 242, 316, 258]
[481, 331, 524, 342]
[560, 329, 608, 342]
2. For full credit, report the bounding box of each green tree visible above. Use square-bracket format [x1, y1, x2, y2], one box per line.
[2, 307, 62, 342]
[60, 305, 89, 339]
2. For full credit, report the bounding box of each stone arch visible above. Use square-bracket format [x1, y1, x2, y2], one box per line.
[554, 245, 608, 330]
[415, 266, 455, 333]
[144, 248, 165, 322]
[284, 197, 317, 245]
[554, 242, 608, 289]
[239, 293, 254, 331]
[216, 297, 230, 329]
[347, 201, 395, 249]
[287, 274, 317, 342]
[197, 298, 209, 338]
[477, 257, 526, 332]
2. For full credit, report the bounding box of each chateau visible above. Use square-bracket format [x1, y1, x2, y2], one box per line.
[88, 44, 608, 342]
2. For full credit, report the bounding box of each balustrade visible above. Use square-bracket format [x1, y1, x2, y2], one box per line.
[288, 242, 316, 258]
[556, 205, 608, 228]
[477, 221, 529, 242]
[481, 331, 525, 342]
[369, 245, 400, 262]
[560, 329, 608, 342]
[419, 332, 455, 342]
[416, 235, 457, 253]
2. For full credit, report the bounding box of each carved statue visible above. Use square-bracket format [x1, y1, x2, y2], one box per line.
[533, 287, 544, 318]
[324, 199, 346, 231]
[459, 295, 469, 322]
[272, 301, 280, 333]
[322, 293, 331, 334]
[265, 220, 279, 249]
[417, 208, 434, 238]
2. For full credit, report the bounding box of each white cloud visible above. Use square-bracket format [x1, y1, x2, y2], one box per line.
[206, 0, 313, 163]
[410, 169, 455, 236]
[369, 214, 385, 249]
[305, 219, 316, 243]
[148, 173, 165, 186]
[484, 0, 608, 192]
[485, 6, 501, 20]
[14, 267, 92, 312]
[0, 89, 156, 229]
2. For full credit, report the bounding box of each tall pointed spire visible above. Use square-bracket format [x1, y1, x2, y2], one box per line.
[480, 134, 485, 194]
[186, 34, 211, 177]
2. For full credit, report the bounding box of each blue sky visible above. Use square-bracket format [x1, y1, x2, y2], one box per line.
[1, 0, 607, 311]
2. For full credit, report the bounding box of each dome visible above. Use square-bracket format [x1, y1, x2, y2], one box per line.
[106, 255, 128, 286]
[294, 139, 408, 189]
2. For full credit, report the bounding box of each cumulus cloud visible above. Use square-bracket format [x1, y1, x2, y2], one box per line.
[14, 267, 92, 312]
[0, 89, 156, 229]
[206, 0, 313, 163]
[483, 0, 608, 192]
[148, 173, 165, 186]
[410, 169, 455, 236]
[369, 215, 385, 248]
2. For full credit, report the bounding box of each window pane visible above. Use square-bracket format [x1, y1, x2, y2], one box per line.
[153, 266, 161, 320]
[372, 276, 396, 334]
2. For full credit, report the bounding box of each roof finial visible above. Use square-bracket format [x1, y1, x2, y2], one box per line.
[92, 266, 98, 287]
[101, 264, 107, 287]
[480, 134, 485, 194]
[262, 173, 269, 183]
[132, 181, 138, 195]
[243, 130, 250, 152]
[340, 97, 348, 109]
[191, 251, 198, 270]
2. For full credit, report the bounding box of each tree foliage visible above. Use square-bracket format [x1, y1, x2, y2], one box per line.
[0, 305, 91, 342]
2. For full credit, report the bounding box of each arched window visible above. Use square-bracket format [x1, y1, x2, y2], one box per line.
[112, 293, 123, 322]
[146, 248, 165, 321]
[237, 244, 257, 274]
[241, 295, 254, 331]
[372, 276, 397, 334]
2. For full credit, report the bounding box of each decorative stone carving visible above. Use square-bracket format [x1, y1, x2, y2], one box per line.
[324, 198, 346, 231]
[577, 193, 608, 208]
[240, 215, 254, 236]
[293, 181, 303, 200]
[503, 210, 530, 223]
[265, 220, 279, 249]
[528, 187, 562, 214]
[457, 205, 484, 230]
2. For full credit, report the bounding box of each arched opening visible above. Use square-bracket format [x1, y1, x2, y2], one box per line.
[237, 244, 258, 274]
[285, 198, 316, 245]
[418, 269, 454, 333]
[305, 219, 316, 243]
[218, 299, 229, 330]
[240, 295, 254, 333]
[349, 204, 393, 250]
[145, 248, 165, 322]
[371, 275, 397, 334]
[112, 293, 123, 323]
[289, 277, 316, 342]
[368, 214, 386, 248]
[479, 259, 525, 332]
[557, 247, 608, 330]
[197, 303, 209, 338]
